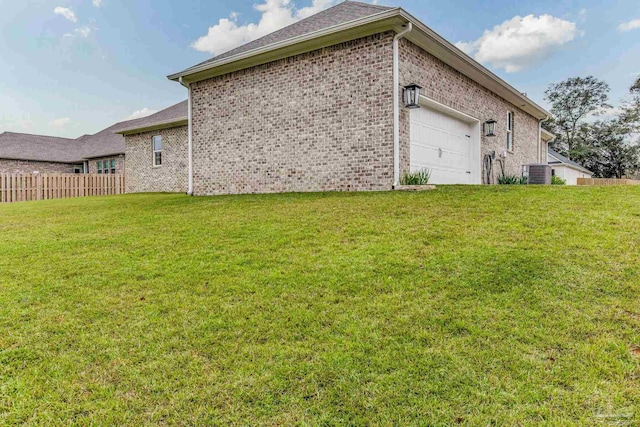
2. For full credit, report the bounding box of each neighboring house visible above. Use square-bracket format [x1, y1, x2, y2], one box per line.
[0, 102, 184, 178]
[151, 0, 552, 196]
[0, 132, 86, 174]
[548, 148, 593, 185]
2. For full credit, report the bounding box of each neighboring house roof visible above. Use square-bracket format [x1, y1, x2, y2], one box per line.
[548, 148, 593, 174]
[0, 100, 186, 163]
[168, 1, 551, 120]
[113, 100, 188, 135]
[0, 132, 81, 163]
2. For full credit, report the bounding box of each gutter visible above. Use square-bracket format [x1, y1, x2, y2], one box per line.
[397, 9, 551, 119]
[113, 118, 188, 135]
[168, 8, 402, 81]
[167, 7, 550, 120]
[179, 77, 194, 196]
[393, 22, 412, 188]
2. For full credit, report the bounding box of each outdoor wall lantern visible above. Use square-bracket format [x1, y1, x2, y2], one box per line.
[484, 119, 497, 137]
[403, 84, 422, 109]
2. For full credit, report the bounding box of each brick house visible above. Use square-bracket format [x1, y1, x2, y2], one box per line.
[3, 1, 552, 195]
[134, 0, 550, 196]
[0, 123, 127, 176]
[0, 104, 185, 180]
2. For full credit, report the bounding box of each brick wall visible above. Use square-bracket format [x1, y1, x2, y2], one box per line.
[0, 159, 74, 174]
[190, 32, 395, 195]
[124, 126, 188, 193]
[87, 154, 125, 174]
[398, 39, 540, 182]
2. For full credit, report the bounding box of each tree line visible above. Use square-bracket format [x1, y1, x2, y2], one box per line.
[543, 76, 640, 178]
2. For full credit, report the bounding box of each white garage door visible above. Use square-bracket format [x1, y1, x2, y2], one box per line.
[410, 106, 474, 184]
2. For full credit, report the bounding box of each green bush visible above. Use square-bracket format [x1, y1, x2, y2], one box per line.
[400, 168, 431, 185]
[551, 175, 567, 185]
[498, 174, 528, 185]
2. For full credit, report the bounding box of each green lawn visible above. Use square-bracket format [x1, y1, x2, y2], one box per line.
[0, 187, 639, 426]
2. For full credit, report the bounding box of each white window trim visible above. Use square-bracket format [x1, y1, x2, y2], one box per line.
[152, 136, 162, 167]
[506, 111, 514, 152]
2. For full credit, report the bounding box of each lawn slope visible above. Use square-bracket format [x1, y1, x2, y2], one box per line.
[0, 187, 639, 426]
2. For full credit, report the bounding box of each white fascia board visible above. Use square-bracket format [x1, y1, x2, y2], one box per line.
[168, 9, 403, 82]
[168, 8, 551, 120]
[114, 117, 189, 135]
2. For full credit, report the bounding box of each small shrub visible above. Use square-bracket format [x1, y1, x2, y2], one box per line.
[498, 174, 527, 185]
[400, 169, 431, 185]
[551, 175, 566, 185]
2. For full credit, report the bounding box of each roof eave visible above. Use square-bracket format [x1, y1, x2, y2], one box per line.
[396, 9, 551, 120]
[82, 152, 125, 160]
[0, 156, 80, 164]
[168, 7, 551, 120]
[168, 8, 404, 82]
[114, 117, 189, 135]
[541, 128, 556, 141]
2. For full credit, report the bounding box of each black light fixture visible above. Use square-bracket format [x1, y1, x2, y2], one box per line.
[403, 83, 422, 109]
[483, 119, 497, 137]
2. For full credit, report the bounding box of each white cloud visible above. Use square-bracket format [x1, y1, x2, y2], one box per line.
[126, 108, 158, 120]
[54, 7, 77, 23]
[455, 14, 578, 73]
[64, 25, 92, 38]
[49, 117, 71, 128]
[191, 0, 335, 56]
[618, 19, 640, 32]
[92, 0, 103, 7]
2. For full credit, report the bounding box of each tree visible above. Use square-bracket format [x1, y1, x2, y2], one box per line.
[544, 76, 611, 160]
[582, 120, 640, 178]
[619, 76, 640, 137]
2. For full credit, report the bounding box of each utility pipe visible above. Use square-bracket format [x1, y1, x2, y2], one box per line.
[393, 22, 412, 188]
[179, 77, 194, 195]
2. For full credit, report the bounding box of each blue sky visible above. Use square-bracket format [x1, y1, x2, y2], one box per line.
[0, 0, 638, 138]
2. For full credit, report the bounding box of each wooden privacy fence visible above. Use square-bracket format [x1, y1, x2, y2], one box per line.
[577, 178, 640, 186]
[0, 173, 125, 204]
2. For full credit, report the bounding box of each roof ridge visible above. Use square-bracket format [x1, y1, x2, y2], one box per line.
[182, 1, 396, 72]
[0, 131, 76, 141]
[343, 0, 395, 11]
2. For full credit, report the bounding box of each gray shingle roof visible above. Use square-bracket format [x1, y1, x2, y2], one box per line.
[0, 132, 81, 163]
[548, 148, 592, 174]
[111, 100, 188, 134]
[0, 100, 187, 163]
[182, 1, 395, 73]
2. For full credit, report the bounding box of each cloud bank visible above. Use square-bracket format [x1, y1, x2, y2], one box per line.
[455, 14, 578, 73]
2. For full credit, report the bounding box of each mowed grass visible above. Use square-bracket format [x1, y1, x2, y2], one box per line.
[0, 186, 639, 426]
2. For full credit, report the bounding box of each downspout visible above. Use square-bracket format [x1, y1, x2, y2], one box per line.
[393, 22, 412, 188]
[179, 76, 194, 195]
[539, 115, 550, 164]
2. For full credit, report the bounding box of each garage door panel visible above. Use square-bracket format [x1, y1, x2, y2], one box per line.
[410, 106, 473, 185]
[411, 145, 468, 170]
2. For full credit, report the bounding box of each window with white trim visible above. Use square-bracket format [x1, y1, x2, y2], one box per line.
[153, 136, 162, 166]
[507, 111, 514, 151]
